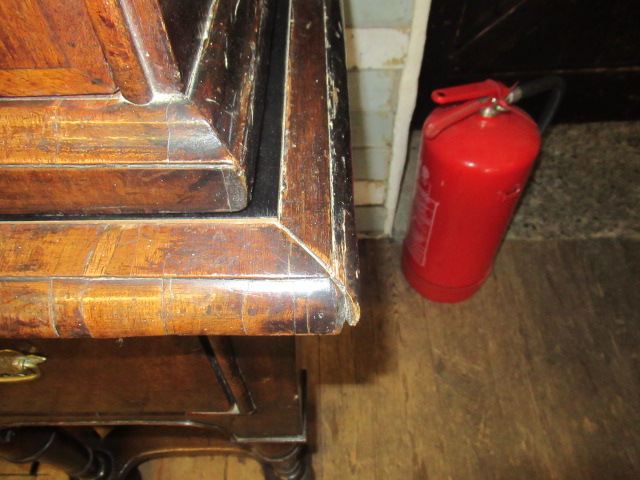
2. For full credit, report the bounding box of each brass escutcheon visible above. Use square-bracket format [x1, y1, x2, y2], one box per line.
[0, 350, 47, 383]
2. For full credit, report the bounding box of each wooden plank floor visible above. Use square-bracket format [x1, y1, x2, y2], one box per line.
[2, 238, 639, 479]
[300, 239, 640, 480]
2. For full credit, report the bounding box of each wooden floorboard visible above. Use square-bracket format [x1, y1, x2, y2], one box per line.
[299, 238, 640, 480]
[2, 239, 638, 479]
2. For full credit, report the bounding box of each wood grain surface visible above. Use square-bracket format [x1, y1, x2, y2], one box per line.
[189, 0, 272, 190]
[121, 0, 183, 95]
[0, 337, 233, 417]
[279, 0, 334, 262]
[279, 0, 359, 320]
[157, 0, 212, 83]
[73, 238, 637, 480]
[0, 0, 116, 97]
[83, 0, 159, 104]
[0, 0, 275, 214]
[0, 0, 359, 337]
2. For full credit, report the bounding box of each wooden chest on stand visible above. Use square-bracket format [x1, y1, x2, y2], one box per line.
[0, 0, 359, 478]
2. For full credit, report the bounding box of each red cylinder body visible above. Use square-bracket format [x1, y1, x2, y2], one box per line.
[402, 97, 541, 303]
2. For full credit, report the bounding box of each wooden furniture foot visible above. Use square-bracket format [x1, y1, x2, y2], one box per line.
[252, 443, 311, 480]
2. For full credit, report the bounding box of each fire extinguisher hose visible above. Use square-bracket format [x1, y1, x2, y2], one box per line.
[507, 76, 566, 133]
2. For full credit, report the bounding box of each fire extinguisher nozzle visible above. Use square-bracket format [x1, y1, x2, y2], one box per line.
[508, 76, 566, 133]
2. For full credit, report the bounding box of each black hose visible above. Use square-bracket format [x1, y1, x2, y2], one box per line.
[509, 76, 565, 133]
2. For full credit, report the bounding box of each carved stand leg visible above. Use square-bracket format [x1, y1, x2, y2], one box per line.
[103, 425, 311, 480]
[0, 427, 111, 479]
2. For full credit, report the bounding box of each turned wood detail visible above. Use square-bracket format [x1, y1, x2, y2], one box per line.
[0, 427, 110, 479]
[252, 444, 311, 480]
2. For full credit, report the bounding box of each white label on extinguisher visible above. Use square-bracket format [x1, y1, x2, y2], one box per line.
[407, 180, 439, 267]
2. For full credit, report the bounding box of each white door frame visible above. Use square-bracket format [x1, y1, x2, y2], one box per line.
[383, 0, 432, 235]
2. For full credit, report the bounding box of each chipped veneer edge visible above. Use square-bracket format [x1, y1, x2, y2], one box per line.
[323, 0, 360, 326]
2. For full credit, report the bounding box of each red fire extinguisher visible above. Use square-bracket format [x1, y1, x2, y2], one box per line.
[402, 76, 564, 303]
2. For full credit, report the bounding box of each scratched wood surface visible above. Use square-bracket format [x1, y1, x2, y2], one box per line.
[3, 238, 626, 480]
[0, 0, 358, 338]
[82, 0, 154, 104]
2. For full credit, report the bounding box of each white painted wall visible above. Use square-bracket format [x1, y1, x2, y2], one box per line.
[344, 0, 432, 235]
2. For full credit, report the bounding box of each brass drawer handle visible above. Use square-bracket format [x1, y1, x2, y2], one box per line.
[0, 350, 47, 383]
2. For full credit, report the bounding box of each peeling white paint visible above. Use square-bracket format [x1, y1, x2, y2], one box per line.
[384, 0, 432, 235]
[354, 180, 386, 206]
[345, 28, 410, 70]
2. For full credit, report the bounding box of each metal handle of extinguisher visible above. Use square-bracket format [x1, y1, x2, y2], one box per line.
[507, 76, 565, 134]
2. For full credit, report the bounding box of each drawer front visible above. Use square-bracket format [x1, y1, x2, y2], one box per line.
[0, 337, 234, 424]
